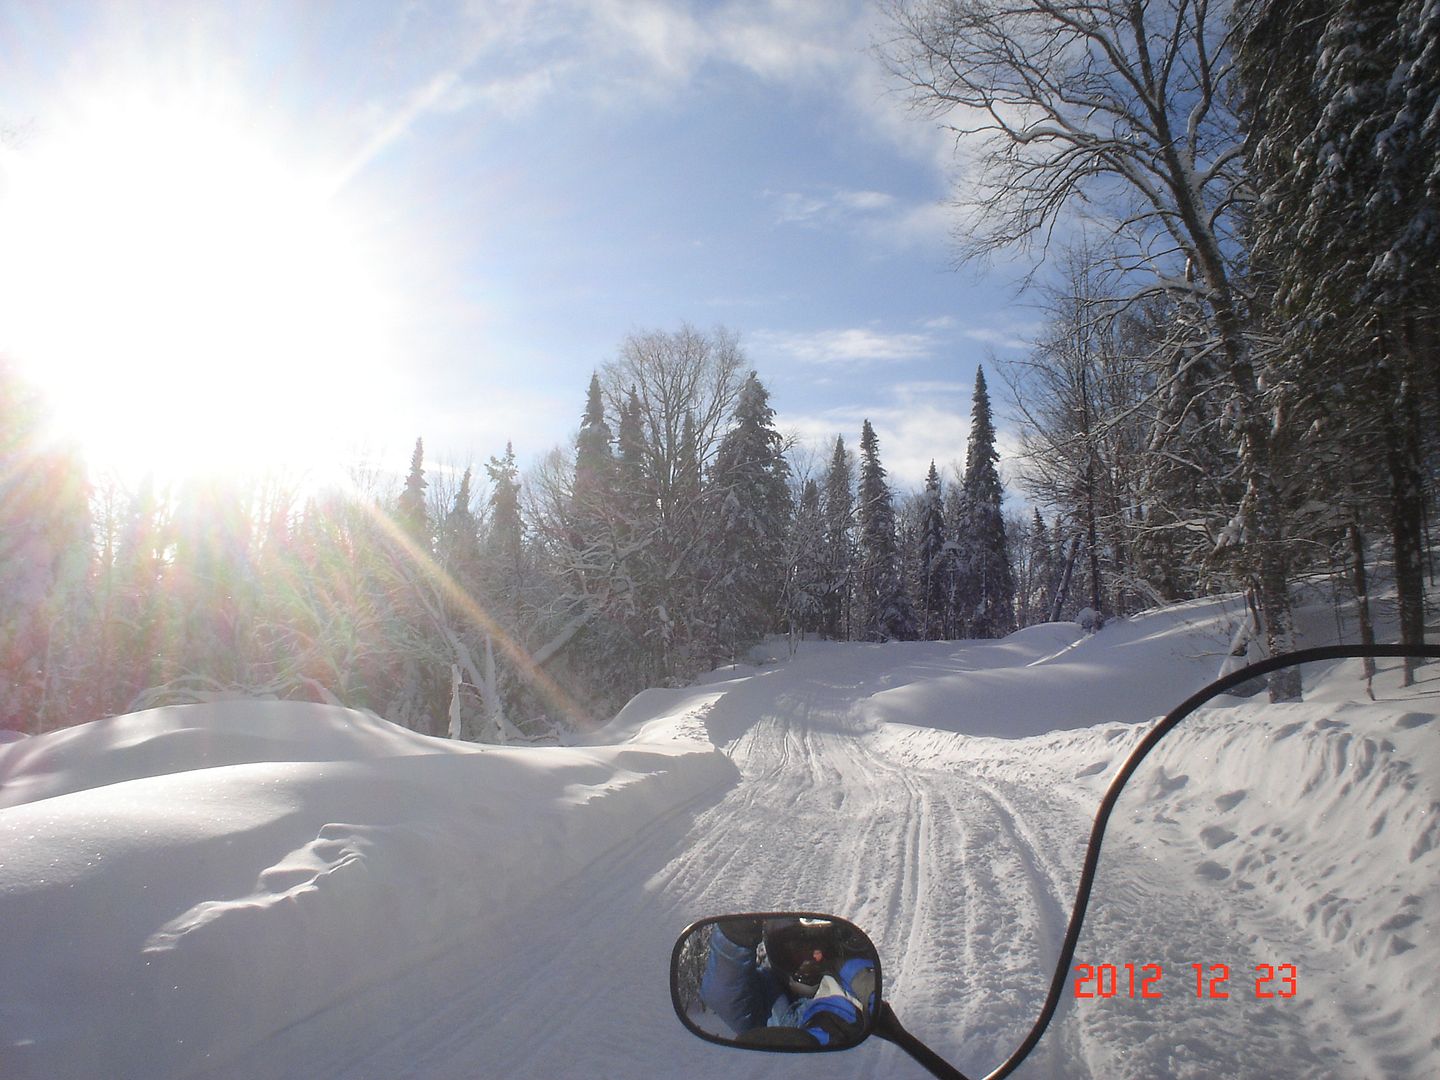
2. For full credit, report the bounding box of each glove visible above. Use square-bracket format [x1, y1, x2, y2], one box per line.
[714, 917, 764, 950]
[798, 994, 863, 1047]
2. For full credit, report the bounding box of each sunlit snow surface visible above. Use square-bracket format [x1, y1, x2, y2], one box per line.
[1, 596, 1435, 1079]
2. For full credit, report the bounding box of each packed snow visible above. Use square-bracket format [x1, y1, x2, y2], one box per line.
[1, 594, 1435, 1079]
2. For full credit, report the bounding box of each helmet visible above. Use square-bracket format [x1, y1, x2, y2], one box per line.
[762, 918, 841, 989]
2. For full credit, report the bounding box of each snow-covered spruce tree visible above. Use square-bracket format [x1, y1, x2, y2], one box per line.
[1118, 293, 1236, 607]
[613, 384, 669, 678]
[1238, 0, 1437, 681]
[520, 387, 633, 727]
[916, 461, 950, 639]
[483, 443, 525, 628]
[856, 420, 916, 641]
[958, 367, 1015, 638]
[460, 442, 526, 737]
[437, 466, 482, 588]
[784, 477, 827, 638]
[886, 0, 1302, 698]
[940, 468, 968, 638]
[711, 372, 793, 654]
[1011, 507, 1056, 628]
[397, 438, 429, 548]
[819, 436, 856, 640]
[573, 372, 614, 513]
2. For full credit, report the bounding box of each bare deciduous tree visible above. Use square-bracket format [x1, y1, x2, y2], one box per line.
[883, 0, 1303, 697]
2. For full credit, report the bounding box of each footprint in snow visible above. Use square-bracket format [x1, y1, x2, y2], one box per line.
[1200, 825, 1237, 849]
[1214, 789, 1247, 811]
[1195, 860, 1231, 881]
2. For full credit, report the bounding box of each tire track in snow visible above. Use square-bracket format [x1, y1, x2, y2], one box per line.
[199, 662, 1112, 1080]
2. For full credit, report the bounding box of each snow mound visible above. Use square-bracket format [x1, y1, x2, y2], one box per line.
[859, 598, 1243, 738]
[0, 701, 470, 809]
[0, 702, 737, 1080]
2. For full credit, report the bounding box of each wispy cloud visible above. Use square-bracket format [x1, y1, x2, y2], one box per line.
[960, 326, 1032, 351]
[751, 326, 934, 365]
[778, 385, 970, 490]
[779, 380, 1027, 500]
[769, 187, 898, 226]
[338, 0, 873, 186]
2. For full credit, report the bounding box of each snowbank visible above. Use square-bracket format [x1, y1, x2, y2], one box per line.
[0, 702, 736, 1080]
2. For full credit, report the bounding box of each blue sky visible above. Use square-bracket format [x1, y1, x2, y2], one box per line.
[0, 0, 1040, 496]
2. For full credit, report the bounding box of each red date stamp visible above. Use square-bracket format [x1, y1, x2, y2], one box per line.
[1072, 962, 1298, 1000]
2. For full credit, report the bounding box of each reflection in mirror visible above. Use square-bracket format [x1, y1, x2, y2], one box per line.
[671, 913, 881, 1052]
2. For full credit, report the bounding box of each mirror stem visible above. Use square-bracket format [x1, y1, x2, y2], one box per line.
[872, 1001, 972, 1080]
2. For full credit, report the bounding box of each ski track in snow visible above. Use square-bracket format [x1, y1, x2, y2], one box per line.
[198, 643, 1382, 1080]
[195, 657, 1099, 1080]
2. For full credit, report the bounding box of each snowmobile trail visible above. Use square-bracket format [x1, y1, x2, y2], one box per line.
[191, 645, 1423, 1080]
[201, 652, 1098, 1080]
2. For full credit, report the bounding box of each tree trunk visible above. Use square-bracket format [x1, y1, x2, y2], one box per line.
[1349, 523, 1377, 689]
[1050, 533, 1081, 623]
[1392, 319, 1430, 685]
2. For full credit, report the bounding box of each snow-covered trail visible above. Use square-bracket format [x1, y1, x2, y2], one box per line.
[205, 643, 1429, 1080]
[196, 650, 1099, 1080]
[5, 612, 1432, 1079]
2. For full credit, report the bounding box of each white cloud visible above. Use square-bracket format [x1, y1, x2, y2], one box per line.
[961, 326, 1032, 351]
[779, 380, 1029, 501]
[769, 186, 897, 227]
[778, 392, 969, 492]
[752, 326, 934, 365]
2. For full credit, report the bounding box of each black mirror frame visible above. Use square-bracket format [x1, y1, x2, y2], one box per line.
[670, 911, 883, 1053]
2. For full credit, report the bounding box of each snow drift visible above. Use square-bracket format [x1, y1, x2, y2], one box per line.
[0, 702, 736, 1079]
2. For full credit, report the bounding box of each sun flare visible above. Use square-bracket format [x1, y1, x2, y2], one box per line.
[0, 84, 400, 483]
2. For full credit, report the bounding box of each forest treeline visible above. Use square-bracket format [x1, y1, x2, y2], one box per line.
[2, 0, 1436, 735]
[0, 330, 1024, 737]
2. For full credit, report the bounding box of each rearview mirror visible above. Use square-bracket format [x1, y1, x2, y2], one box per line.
[670, 913, 882, 1052]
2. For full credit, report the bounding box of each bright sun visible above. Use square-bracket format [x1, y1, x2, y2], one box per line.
[0, 84, 399, 484]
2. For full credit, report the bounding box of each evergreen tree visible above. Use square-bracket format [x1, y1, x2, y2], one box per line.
[397, 437, 429, 547]
[856, 420, 915, 641]
[819, 436, 855, 640]
[1238, 0, 1437, 680]
[438, 466, 482, 587]
[484, 441, 524, 624]
[916, 461, 949, 639]
[612, 388, 649, 527]
[785, 477, 826, 637]
[1027, 508, 1054, 626]
[572, 372, 614, 519]
[711, 373, 792, 652]
[941, 470, 967, 639]
[958, 367, 1015, 638]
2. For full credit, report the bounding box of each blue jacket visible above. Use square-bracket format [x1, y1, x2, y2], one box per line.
[699, 925, 786, 1033]
[699, 928, 874, 1045]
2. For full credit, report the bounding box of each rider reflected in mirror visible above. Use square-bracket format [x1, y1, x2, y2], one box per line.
[695, 916, 877, 1050]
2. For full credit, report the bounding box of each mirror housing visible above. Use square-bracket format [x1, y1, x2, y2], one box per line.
[670, 912, 882, 1053]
